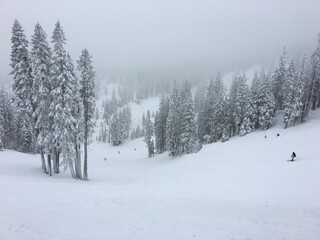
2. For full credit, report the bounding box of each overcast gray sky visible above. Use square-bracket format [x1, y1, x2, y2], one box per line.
[0, 0, 319, 83]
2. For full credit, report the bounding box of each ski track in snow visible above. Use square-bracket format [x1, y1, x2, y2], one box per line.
[1, 98, 320, 240]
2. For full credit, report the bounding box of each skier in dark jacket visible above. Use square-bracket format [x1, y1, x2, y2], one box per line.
[291, 152, 296, 161]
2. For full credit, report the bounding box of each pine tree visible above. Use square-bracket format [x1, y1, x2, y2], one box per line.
[78, 48, 95, 180]
[136, 125, 142, 138]
[10, 20, 33, 152]
[283, 60, 297, 128]
[144, 110, 154, 157]
[180, 81, 195, 154]
[299, 54, 310, 123]
[30, 22, 52, 172]
[197, 78, 215, 142]
[50, 21, 82, 178]
[166, 81, 181, 156]
[251, 71, 261, 128]
[110, 111, 122, 146]
[258, 72, 275, 130]
[122, 105, 132, 139]
[227, 75, 239, 137]
[272, 47, 287, 110]
[234, 73, 251, 135]
[154, 96, 169, 154]
[303, 34, 320, 116]
[209, 73, 228, 142]
[239, 100, 255, 136]
[0, 90, 7, 147]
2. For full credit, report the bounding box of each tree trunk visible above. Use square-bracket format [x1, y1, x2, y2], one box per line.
[69, 161, 76, 179]
[40, 149, 47, 173]
[56, 150, 60, 173]
[83, 125, 88, 180]
[52, 147, 59, 174]
[75, 142, 82, 179]
[47, 154, 52, 176]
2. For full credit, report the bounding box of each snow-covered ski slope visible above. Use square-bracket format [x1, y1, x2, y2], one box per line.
[1, 111, 320, 239]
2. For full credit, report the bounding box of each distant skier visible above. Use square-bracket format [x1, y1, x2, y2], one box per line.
[276, 133, 280, 137]
[291, 152, 296, 161]
[104, 157, 106, 161]
[118, 151, 120, 154]
[134, 148, 136, 151]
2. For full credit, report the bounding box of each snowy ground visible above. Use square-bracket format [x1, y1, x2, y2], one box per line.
[1, 110, 320, 240]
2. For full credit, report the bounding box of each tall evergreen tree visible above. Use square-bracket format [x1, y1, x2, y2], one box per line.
[180, 81, 195, 154]
[78, 48, 95, 180]
[251, 71, 261, 128]
[30, 22, 52, 172]
[50, 21, 82, 178]
[144, 110, 154, 157]
[304, 34, 320, 115]
[234, 73, 250, 135]
[209, 73, 227, 142]
[0, 90, 14, 148]
[166, 81, 181, 156]
[258, 72, 275, 130]
[272, 47, 287, 110]
[154, 96, 169, 154]
[227, 75, 239, 137]
[299, 54, 310, 123]
[10, 20, 33, 152]
[197, 78, 215, 142]
[283, 60, 297, 128]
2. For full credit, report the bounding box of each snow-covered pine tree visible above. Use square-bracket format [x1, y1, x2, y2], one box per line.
[30, 22, 52, 172]
[154, 96, 169, 154]
[271, 47, 287, 110]
[210, 73, 227, 142]
[0, 90, 7, 147]
[306, 34, 320, 112]
[194, 84, 206, 113]
[135, 125, 142, 138]
[130, 128, 136, 140]
[144, 110, 154, 157]
[110, 111, 122, 146]
[166, 81, 181, 156]
[291, 64, 304, 126]
[283, 60, 297, 129]
[10, 20, 34, 152]
[122, 105, 132, 139]
[197, 78, 215, 142]
[180, 81, 195, 154]
[299, 54, 311, 123]
[234, 73, 251, 135]
[78, 48, 96, 180]
[250, 71, 261, 129]
[66, 53, 84, 179]
[258, 71, 276, 130]
[239, 99, 255, 136]
[50, 21, 82, 178]
[226, 75, 239, 137]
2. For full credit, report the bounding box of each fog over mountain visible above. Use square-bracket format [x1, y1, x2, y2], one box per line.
[0, 0, 319, 84]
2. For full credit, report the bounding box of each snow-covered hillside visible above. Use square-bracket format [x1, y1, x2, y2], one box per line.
[1, 109, 320, 239]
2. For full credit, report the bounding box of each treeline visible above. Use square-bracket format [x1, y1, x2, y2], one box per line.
[146, 37, 320, 157]
[0, 20, 96, 180]
[97, 89, 132, 145]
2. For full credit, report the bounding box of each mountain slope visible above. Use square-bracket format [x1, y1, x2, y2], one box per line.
[0, 110, 320, 240]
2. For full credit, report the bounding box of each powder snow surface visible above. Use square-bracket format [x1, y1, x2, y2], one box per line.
[1, 109, 320, 239]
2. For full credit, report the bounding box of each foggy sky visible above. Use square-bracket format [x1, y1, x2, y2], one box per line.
[0, 0, 319, 83]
